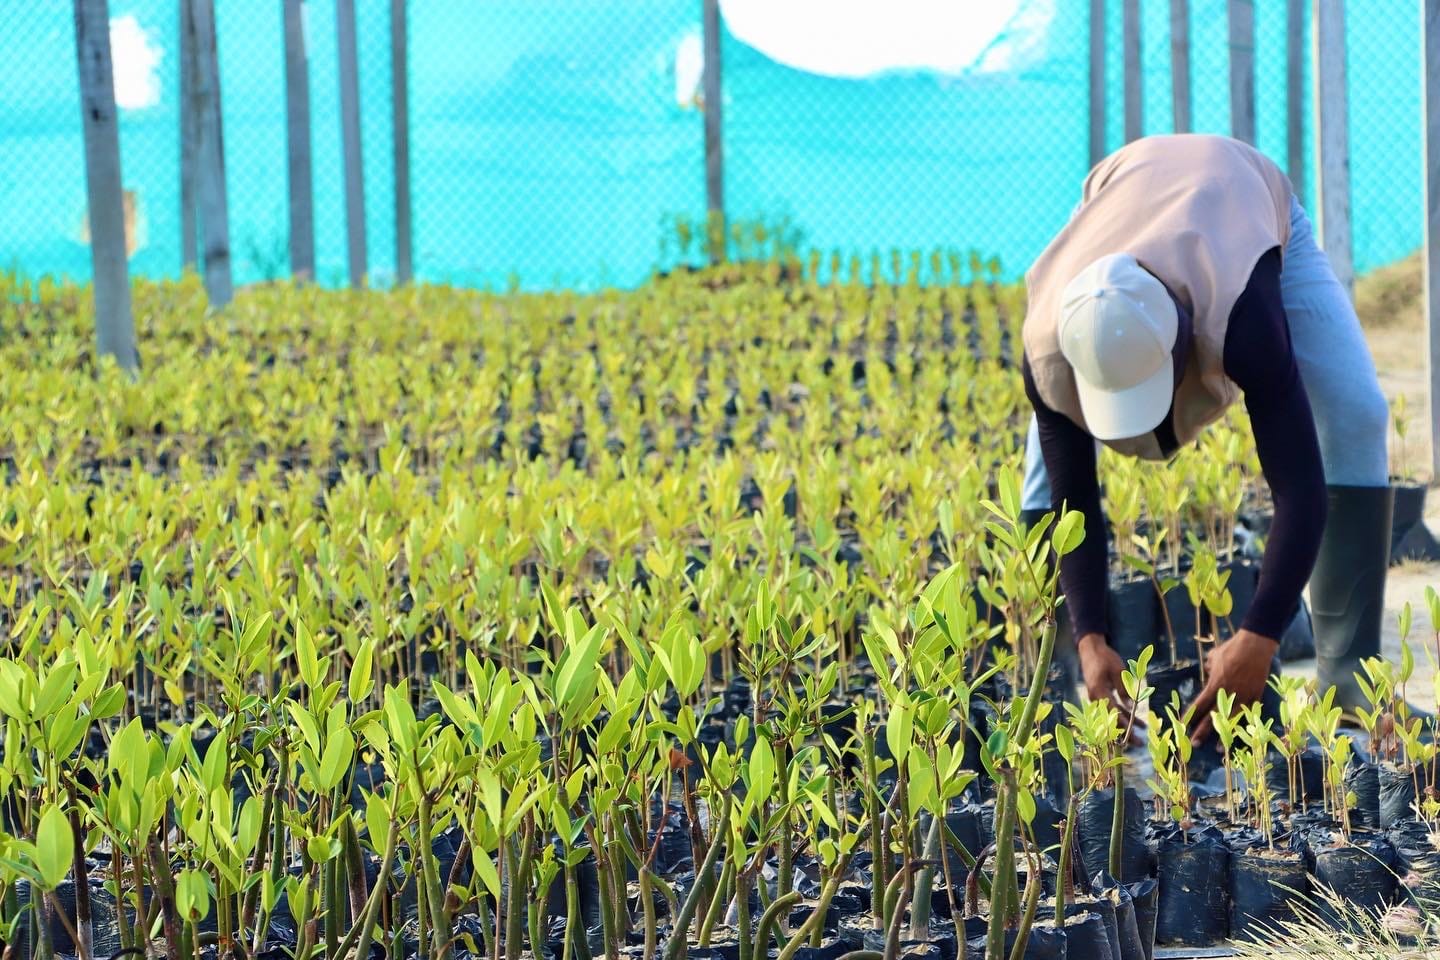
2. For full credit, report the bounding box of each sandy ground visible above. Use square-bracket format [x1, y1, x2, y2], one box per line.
[1278, 314, 1440, 702]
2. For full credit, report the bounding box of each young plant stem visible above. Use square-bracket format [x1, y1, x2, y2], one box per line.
[753, 891, 801, 960]
[776, 854, 855, 960]
[881, 874, 910, 960]
[664, 807, 731, 960]
[418, 794, 454, 960]
[984, 778, 1017, 960]
[735, 870, 754, 960]
[697, 858, 733, 946]
[563, 860, 583, 960]
[147, 833, 183, 960]
[344, 812, 370, 921]
[44, 892, 82, 960]
[1108, 765, 1125, 880]
[590, 833, 622, 960]
[337, 818, 400, 960]
[864, 734, 886, 923]
[1053, 794, 1079, 926]
[778, 743, 794, 900]
[906, 814, 942, 940]
[1006, 850, 1044, 960]
[941, 821, 984, 896]
[508, 821, 536, 960]
[108, 847, 131, 951]
[67, 803, 92, 960]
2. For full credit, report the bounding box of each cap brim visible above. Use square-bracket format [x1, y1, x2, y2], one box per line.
[1073, 354, 1174, 442]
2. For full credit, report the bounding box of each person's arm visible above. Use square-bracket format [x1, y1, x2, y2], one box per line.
[1022, 360, 1110, 639]
[1222, 248, 1328, 637]
[1188, 247, 1327, 742]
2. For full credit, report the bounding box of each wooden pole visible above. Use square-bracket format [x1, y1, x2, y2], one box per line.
[188, 0, 232, 306]
[1171, 0, 1191, 133]
[702, 0, 724, 262]
[1229, 0, 1256, 144]
[1286, 0, 1306, 198]
[1090, 0, 1107, 166]
[1123, 0, 1142, 142]
[283, 0, 315, 280]
[392, 0, 412, 285]
[337, 0, 367, 288]
[1423, 0, 1440, 480]
[1313, 0, 1353, 293]
[73, 0, 138, 371]
[179, 0, 197, 270]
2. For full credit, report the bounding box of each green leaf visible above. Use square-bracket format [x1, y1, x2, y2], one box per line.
[1051, 509, 1085, 557]
[176, 869, 212, 923]
[473, 847, 502, 899]
[349, 638, 376, 703]
[907, 749, 938, 817]
[306, 834, 341, 863]
[46, 703, 87, 761]
[998, 470, 1021, 521]
[33, 662, 78, 720]
[1014, 788, 1036, 825]
[34, 805, 72, 890]
[319, 727, 355, 792]
[749, 738, 775, 804]
[201, 728, 229, 795]
[295, 621, 321, 689]
[1054, 725, 1075, 764]
[986, 728, 1008, 761]
[365, 793, 392, 847]
[885, 703, 913, 764]
[90, 683, 127, 720]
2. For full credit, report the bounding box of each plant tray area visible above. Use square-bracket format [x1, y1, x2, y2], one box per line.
[0, 264, 1435, 960]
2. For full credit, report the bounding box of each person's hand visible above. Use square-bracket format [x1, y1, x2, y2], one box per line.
[1077, 633, 1144, 743]
[1187, 628, 1278, 746]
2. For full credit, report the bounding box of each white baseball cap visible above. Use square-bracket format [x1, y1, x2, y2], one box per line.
[1058, 254, 1179, 441]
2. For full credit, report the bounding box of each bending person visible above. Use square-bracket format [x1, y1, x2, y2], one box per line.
[1020, 133, 1393, 742]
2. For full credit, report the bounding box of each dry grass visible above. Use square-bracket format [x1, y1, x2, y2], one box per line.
[1355, 252, 1425, 332]
[1229, 884, 1440, 959]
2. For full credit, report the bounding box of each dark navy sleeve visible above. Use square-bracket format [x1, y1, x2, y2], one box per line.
[1022, 358, 1110, 640]
[1222, 248, 1328, 639]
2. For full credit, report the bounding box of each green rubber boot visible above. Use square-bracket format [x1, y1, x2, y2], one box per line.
[1309, 484, 1393, 715]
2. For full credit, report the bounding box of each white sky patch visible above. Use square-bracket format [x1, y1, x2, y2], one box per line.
[674, 30, 703, 107]
[717, 0, 1050, 78]
[110, 14, 162, 111]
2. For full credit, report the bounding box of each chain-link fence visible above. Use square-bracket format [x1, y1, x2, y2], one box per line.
[0, 0, 1428, 290]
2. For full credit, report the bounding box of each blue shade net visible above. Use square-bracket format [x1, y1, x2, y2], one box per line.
[0, 0, 1422, 291]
